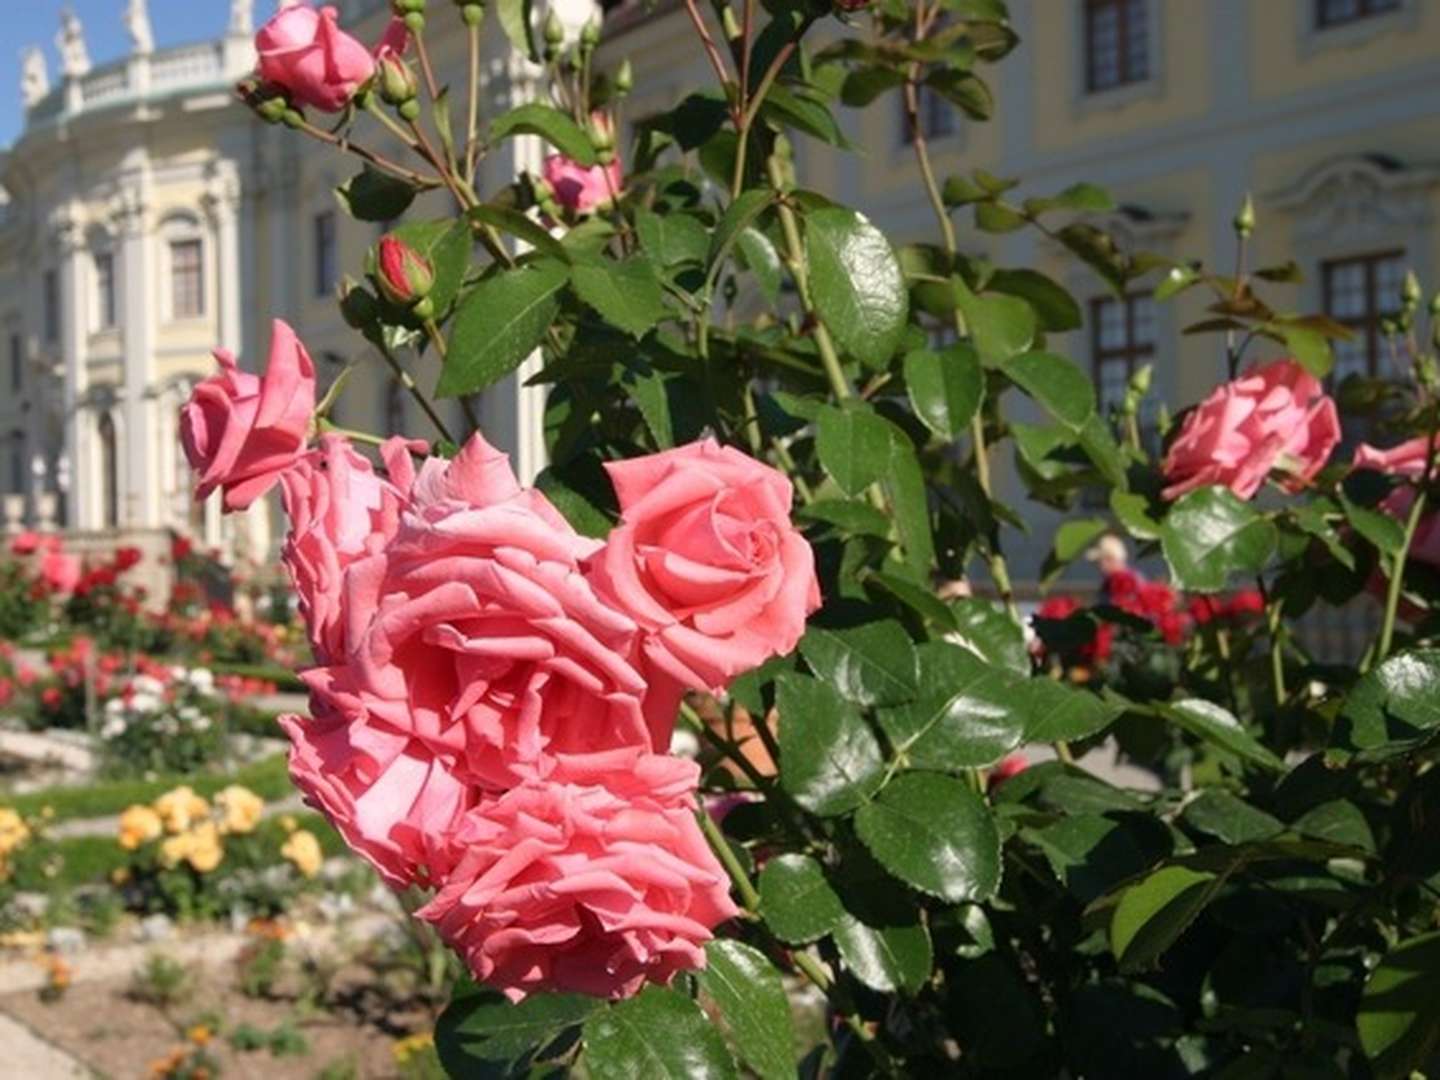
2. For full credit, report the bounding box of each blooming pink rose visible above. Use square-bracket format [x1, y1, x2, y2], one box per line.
[541, 115, 622, 215]
[10, 531, 42, 556]
[589, 439, 820, 735]
[280, 434, 424, 664]
[280, 691, 470, 888]
[181, 319, 317, 512]
[256, 6, 406, 113]
[1353, 433, 1440, 480]
[40, 551, 81, 594]
[417, 747, 738, 1001]
[1364, 488, 1440, 623]
[311, 433, 652, 792]
[1162, 358, 1341, 501]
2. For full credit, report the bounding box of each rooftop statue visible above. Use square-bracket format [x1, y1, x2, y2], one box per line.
[20, 46, 49, 108]
[56, 8, 92, 79]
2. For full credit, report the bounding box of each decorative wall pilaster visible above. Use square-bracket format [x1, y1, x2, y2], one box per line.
[114, 182, 157, 528]
[50, 207, 87, 530]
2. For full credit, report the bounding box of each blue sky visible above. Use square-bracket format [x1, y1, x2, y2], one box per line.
[2, 1, 237, 147]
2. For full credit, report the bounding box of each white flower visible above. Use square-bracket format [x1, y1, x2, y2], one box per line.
[186, 669, 215, 695]
[128, 692, 162, 715]
[100, 716, 127, 738]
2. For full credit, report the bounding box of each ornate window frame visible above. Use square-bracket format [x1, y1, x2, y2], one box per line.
[1297, 0, 1417, 58]
[1070, 0, 1165, 117]
[157, 210, 209, 324]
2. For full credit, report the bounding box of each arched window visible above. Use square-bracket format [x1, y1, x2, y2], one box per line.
[97, 411, 119, 529]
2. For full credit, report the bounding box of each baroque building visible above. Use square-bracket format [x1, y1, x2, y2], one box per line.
[1, 0, 1438, 602]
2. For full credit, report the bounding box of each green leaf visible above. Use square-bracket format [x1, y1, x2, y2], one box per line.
[584, 986, 737, 1079]
[335, 166, 417, 222]
[635, 209, 710, 271]
[707, 189, 774, 276]
[570, 255, 669, 338]
[1358, 931, 1440, 1079]
[490, 103, 595, 165]
[1023, 181, 1114, 215]
[494, 0, 538, 60]
[878, 418, 936, 577]
[1280, 323, 1333, 378]
[1021, 678, 1117, 743]
[698, 941, 795, 1080]
[805, 207, 908, 370]
[775, 673, 885, 816]
[533, 462, 614, 539]
[832, 879, 933, 996]
[1111, 491, 1162, 541]
[1334, 649, 1440, 760]
[1161, 699, 1284, 771]
[878, 642, 1027, 769]
[1111, 864, 1224, 972]
[760, 84, 851, 148]
[954, 276, 1036, 365]
[757, 854, 845, 945]
[435, 982, 598, 1075]
[987, 268, 1083, 332]
[855, 771, 1001, 903]
[903, 344, 983, 441]
[469, 204, 572, 263]
[841, 65, 906, 106]
[1292, 799, 1375, 853]
[816, 404, 890, 496]
[439, 259, 569, 397]
[800, 618, 918, 708]
[796, 498, 892, 538]
[735, 227, 782, 303]
[1028, 813, 1171, 904]
[1041, 517, 1110, 586]
[974, 201, 1027, 233]
[924, 68, 993, 119]
[1160, 487, 1277, 592]
[1342, 494, 1405, 556]
[1006, 350, 1097, 431]
[948, 598, 1028, 675]
[1181, 789, 1283, 844]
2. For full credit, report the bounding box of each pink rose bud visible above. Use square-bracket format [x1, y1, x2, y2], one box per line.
[256, 5, 378, 113]
[541, 113, 623, 216]
[1352, 433, 1440, 480]
[1161, 358, 1340, 502]
[374, 235, 435, 316]
[180, 319, 317, 512]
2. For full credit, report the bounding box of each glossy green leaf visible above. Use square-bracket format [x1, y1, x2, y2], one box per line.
[855, 771, 1001, 902]
[903, 344, 983, 440]
[796, 498, 892, 538]
[494, 0, 538, 60]
[805, 207, 908, 369]
[799, 618, 918, 707]
[1110, 864, 1223, 972]
[1181, 789, 1283, 844]
[1006, 350, 1097, 431]
[570, 256, 669, 338]
[948, 598, 1029, 675]
[1028, 812, 1171, 904]
[435, 982, 597, 1075]
[490, 103, 595, 164]
[1358, 931, 1440, 1079]
[335, 166, 417, 222]
[878, 642, 1027, 769]
[757, 853, 845, 945]
[1342, 494, 1405, 556]
[469, 204, 573, 263]
[1111, 491, 1162, 541]
[816, 404, 890, 496]
[1280, 323, 1334, 378]
[1160, 487, 1277, 592]
[1021, 678, 1117, 743]
[1292, 799, 1375, 853]
[708, 189, 774, 275]
[699, 941, 795, 1080]
[439, 259, 568, 397]
[1334, 649, 1440, 759]
[735, 227, 782, 303]
[635, 209, 709, 269]
[775, 673, 885, 816]
[1041, 517, 1110, 585]
[584, 986, 736, 1079]
[954, 277, 1036, 366]
[1161, 699, 1284, 771]
[987, 268, 1083, 332]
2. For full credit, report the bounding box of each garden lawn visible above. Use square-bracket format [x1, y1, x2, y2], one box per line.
[6, 754, 292, 822]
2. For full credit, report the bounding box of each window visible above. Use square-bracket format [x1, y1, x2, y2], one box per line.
[1084, 0, 1150, 93]
[95, 251, 117, 330]
[1090, 291, 1156, 417]
[1322, 250, 1405, 381]
[314, 211, 338, 297]
[901, 86, 961, 145]
[170, 239, 204, 319]
[43, 270, 60, 344]
[8, 333, 21, 393]
[97, 411, 119, 529]
[1315, 0, 1401, 29]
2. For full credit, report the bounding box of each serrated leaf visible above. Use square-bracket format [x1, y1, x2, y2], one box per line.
[698, 942, 795, 1080]
[800, 618, 918, 707]
[815, 404, 890, 496]
[570, 255, 669, 337]
[336, 166, 417, 222]
[904, 344, 983, 440]
[1333, 649, 1440, 760]
[1006, 350, 1097, 431]
[757, 854, 845, 945]
[806, 207, 908, 370]
[855, 771, 1001, 903]
[490, 103, 595, 164]
[469, 204, 572, 263]
[438, 260, 568, 397]
[1110, 864, 1224, 972]
[435, 982, 597, 1075]
[1161, 487, 1277, 592]
[584, 986, 736, 1079]
[878, 642, 1027, 769]
[775, 673, 885, 816]
[1358, 931, 1440, 1079]
[1161, 699, 1284, 771]
[1182, 789, 1283, 845]
[955, 276, 1036, 365]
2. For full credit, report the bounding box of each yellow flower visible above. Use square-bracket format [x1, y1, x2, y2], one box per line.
[0, 808, 31, 855]
[117, 805, 164, 851]
[281, 829, 322, 878]
[392, 1032, 434, 1065]
[184, 822, 224, 874]
[213, 785, 264, 836]
[153, 787, 209, 834]
[158, 832, 192, 870]
[186, 1024, 212, 1046]
[278, 814, 298, 834]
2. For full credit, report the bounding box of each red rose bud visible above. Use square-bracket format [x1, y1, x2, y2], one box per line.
[375, 235, 435, 315]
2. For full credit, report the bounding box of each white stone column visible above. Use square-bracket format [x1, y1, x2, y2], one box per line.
[115, 184, 157, 528]
[203, 165, 243, 358]
[51, 209, 87, 530]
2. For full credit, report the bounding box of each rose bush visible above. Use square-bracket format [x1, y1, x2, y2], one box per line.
[206, 0, 1440, 1075]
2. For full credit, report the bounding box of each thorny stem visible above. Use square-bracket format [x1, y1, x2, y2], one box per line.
[294, 117, 438, 190]
[466, 21, 481, 181]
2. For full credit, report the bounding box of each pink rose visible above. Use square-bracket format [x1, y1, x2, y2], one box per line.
[1162, 358, 1341, 501]
[10, 531, 41, 556]
[40, 551, 81, 594]
[256, 7, 406, 113]
[280, 434, 424, 664]
[417, 747, 738, 1001]
[180, 319, 317, 512]
[311, 433, 653, 791]
[541, 115, 622, 215]
[1365, 488, 1440, 622]
[1353, 433, 1440, 480]
[280, 691, 470, 888]
[589, 439, 820, 733]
